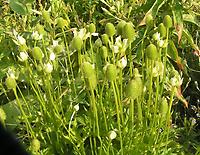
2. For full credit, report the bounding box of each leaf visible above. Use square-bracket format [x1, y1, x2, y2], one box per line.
[182, 28, 199, 51]
[139, 0, 167, 26]
[23, 0, 35, 4]
[172, 1, 183, 44]
[2, 101, 21, 130]
[9, 0, 28, 15]
[183, 13, 200, 28]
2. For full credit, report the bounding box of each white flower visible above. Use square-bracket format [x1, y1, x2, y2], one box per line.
[153, 32, 160, 41]
[152, 61, 164, 77]
[7, 68, 16, 79]
[44, 63, 53, 73]
[91, 33, 99, 37]
[109, 130, 117, 140]
[32, 31, 43, 40]
[158, 39, 165, 48]
[74, 104, 79, 112]
[50, 52, 56, 61]
[53, 40, 59, 47]
[117, 56, 127, 69]
[19, 52, 28, 61]
[73, 28, 90, 40]
[112, 45, 119, 53]
[17, 35, 26, 45]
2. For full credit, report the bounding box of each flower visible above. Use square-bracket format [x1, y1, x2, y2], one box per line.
[117, 56, 127, 69]
[49, 52, 56, 61]
[72, 28, 90, 40]
[32, 31, 43, 40]
[153, 32, 160, 41]
[109, 130, 117, 140]
[74, 104, 79, 112]
[44, 63, 53, 73]
[18, 52, 28, 61]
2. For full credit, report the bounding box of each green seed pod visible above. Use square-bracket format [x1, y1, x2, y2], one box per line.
[0, 107, 6, 122]
[117, 20, 126, 36]
[145, 14, 154, 27]
[122, 22, 135, 41]
[100, 46, 108, 59]
[146, 43, 158, 60]
[71, 36, 83, 51]
[42, 10, 51, 23]
[158, 23, 166, 38]
[32, 47, 43, 61]
[105, 23, 116, 37]
[88, 23, 96, 33]
[125, 77, 143, 100]
[106, 64, 117, 81]
[160, 98, 168, 119]
[163, 15, 173, 28]
[31, 138, 40, 152]
[5, 77, 17, 89]
[54, 45, 63, 54]
[101, 34, 109, 45]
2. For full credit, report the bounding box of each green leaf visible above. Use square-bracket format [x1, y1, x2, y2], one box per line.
[172, 0, 183, 44]
[23, 0, 35, 4]
[2, 101, 21, 130]
[183, 13, 200, 28]
[139, 0, 167, 26]
[182, 28, 199, 51]
[9, 0, 28, 15]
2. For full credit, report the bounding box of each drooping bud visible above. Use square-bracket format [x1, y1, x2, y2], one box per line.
[106, 64, 117, 81]
[145, 14, 154, 27]
[5, 77, 17, 89]
[101, 34, 109, 45]
[158, 23, 166, 38]
[71, 36, 83, 51]
[146, 43, 158, 60]
[31, 138, 40, 153]
[163, 15, 173, 28]
[125, 77, 143, 100]
[32, 47, 44, 61]
[116, 20, 126, 36]
[100, 46, 108, 60]
[42, 10, 51, 23]
[88, 23, 96, 33]
[105, 23, 116, 37]
[122, 22, 135, 41]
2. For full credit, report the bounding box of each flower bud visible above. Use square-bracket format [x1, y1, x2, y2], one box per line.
[122, 22, 135, 41]
[71, 36, 83, 51]
[31, 138, 40, 152]
[160, 97, 168, 119]
[32, 47, 43, 61]
[145, 14, 154, 27]
[44, 62, 53, 73]
[163, 15, 173, 28]
[5, 77, 17, 89]
[125, 77, 143, 100]
[101, 34, 109, 45]
[100, 46, 108, 60]
[146, 43, 158, 60]
[158, 23, 166, 38]
[105, 23, 116, 37]
[116, 20, 126, 36]
[106, 64, 117, 81]
[109, 130, 117, 140]
[88, 23, 96, 33]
